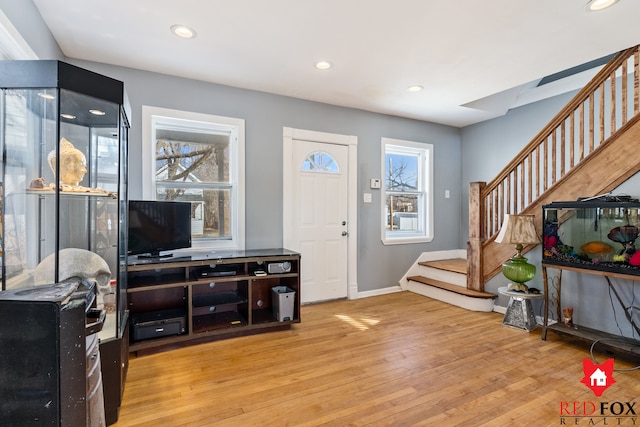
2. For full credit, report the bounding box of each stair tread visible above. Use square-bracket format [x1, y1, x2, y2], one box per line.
[407, 276, 497, 299]
[418, 258, 467, 274]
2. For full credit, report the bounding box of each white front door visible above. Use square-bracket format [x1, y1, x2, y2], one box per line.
[283, 128, 357, 304]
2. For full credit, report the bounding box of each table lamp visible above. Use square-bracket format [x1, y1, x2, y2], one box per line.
[495, 214, 541, 293]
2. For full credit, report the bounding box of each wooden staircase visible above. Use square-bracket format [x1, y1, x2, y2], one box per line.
[407, 45, 640, 308]
[471, 115, 640, 287]
[468, 44, 640, 292]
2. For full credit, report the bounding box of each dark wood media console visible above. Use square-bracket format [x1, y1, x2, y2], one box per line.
[127, 249, 300, 355]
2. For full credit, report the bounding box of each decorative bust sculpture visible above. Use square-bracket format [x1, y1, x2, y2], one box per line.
[48, 137, 87, 187]
[29, 137, 114, 196]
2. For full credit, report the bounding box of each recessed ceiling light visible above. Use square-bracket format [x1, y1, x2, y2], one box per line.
[315, 61, 332, 70]
[170, 24, 197, 39]
[60, 113, 76, 119]
[585, 0, 619, 11]
[89, 109, 106, 116]
[407, 85, 424, 92]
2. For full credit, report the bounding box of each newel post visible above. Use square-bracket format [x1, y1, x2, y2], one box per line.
[467, 182, 486, 292]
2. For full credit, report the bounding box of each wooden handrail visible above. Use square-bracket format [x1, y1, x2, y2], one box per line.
[467, 45, 640, 292]
[479, 45, 640, 240]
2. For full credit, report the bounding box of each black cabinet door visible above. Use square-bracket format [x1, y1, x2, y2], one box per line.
[0, 289, 86, 426]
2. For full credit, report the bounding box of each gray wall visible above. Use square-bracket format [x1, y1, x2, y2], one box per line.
[68, 59, 462, 293]
[2, 1, 464, 294]
[9, 1, 640, 336]
[0, 0, 63, 60]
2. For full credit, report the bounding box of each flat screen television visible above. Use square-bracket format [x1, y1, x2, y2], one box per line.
[128, 200, 192, 258]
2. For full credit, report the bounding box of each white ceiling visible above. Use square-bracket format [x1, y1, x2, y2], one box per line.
[32, 0, 640, 127]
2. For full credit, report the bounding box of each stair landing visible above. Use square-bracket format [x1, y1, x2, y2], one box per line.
[418, 258, 467, 275]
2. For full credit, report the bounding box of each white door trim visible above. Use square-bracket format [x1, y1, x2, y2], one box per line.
[283, 127, 358, 300]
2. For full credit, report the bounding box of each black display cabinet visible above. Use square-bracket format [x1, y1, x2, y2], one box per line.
[0, 60, 130, 424]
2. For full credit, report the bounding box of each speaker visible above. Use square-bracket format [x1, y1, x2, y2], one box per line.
[267, 262, 292, 274]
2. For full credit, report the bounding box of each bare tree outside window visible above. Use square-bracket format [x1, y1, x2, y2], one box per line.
[386, 155, 418, 229]
[155, 138, 231, 239]
[382, 138, 433, 244]
[143, 106, 245, 250]
[385, 152, 419, 232]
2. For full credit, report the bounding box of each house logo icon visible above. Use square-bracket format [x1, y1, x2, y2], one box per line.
[590, 368, 607, 387]
[581, 358, 616, 396]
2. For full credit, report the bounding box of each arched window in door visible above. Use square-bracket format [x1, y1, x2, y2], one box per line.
[301, 151, 339, 173]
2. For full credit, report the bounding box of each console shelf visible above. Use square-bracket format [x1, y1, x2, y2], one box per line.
[541, 202, 640, 361]
[193, 291, 247, 307]
[193, 311, 247, 333]
[127, 249, 300, 355]
[541, 263, 640, 360]
[544, 322, 640, 357]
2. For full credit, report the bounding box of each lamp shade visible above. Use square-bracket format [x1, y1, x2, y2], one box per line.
[496, 214, 540, 290]
[495, 214, 540, 245]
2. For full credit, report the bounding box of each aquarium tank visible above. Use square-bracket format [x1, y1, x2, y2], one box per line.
[542, 199, 640, 275]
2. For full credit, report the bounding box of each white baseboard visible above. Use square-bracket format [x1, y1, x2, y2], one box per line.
[355, 285, 403, 299]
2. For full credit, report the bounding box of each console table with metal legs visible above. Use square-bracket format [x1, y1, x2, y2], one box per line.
[541, 262, 640, 359]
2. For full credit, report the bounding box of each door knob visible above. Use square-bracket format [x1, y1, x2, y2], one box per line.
[342, 231, 349, 236]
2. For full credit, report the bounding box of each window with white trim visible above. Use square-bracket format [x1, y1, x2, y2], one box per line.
[381, 137, 433, 245]
[142, 107, 245, 250]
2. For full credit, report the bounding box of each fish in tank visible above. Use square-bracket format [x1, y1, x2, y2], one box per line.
[542, 200, 640, 275]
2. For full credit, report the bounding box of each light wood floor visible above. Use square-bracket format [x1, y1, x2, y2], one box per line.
[113, 292, 640, 427]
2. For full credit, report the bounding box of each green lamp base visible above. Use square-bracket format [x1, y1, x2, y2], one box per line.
[502, 256, 536, 291]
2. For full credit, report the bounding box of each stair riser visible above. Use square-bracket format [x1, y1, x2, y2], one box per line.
[417, 266, 466, 287]
[407, 282, 495, 312]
